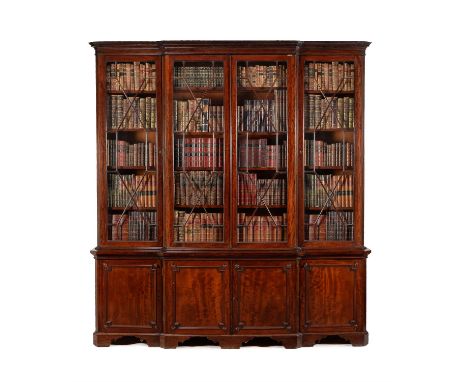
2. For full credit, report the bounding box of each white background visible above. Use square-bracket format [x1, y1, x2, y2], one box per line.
[0, 1, 467, 381]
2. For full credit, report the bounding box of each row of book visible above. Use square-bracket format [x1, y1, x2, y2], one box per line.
[174, 65, 224, 88]
[304, 62, 354, 91]
[108, 96, 157, 130]
[238, 139, 287, 168]
[174, 211, 224, 242]
[109, 212, 157, 241]
[237, 213, 287, 242]
[108, 174, 157, 208]
[238, 64, 287, 87]
[304, 174, 353, 208]
[107, 140, 156, 168]
[305, 95, 354, 130]
[174, 99, 224, 132]
[305, 211, 353, 241]
[107, 62, 157, 91]
[174, 171, 223, 206]
[238, 174, 286, 206]
[237, 90, 287, 132]
[174, 137, 224, 168]
[304, 140, 354, 168]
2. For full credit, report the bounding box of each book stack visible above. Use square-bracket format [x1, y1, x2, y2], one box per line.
[174, 65, 224, 88]
[108, 174, 157, 208]
[305, 95, 354, 130]
[174, 137, 223, 168]
[238, 138, 286, 168]
[305, 62, 354, 91]
[174, 211, 224, 242]
[107, 62, 157, 91]
[304, 140, 353, 167]
[175, 171, 223, 206]
[237, 90, 287, 132]
[305, 211, 353, 241]
[110, 211, 157, 241]
[238, 64, 287, 87]
[108, 95, 156, 130]
[237, 213, 287, 242]
[174, 99, 224, 132]
[304, 174, 353, 208]
[238, 174, 286, 206]
[107, 140, 155, 168]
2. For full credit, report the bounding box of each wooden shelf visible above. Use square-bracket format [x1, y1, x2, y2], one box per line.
[304, 90, 354, 96]
[173, 88, 224, 99]
[107, 90, 156, 96]
[238, 205, 287, 209]
[175, 205, 224, 210]
[237, 131, 287, 138]
[174, 167, 223, 172]
[108, 207, 157, 211]
[238, 167, 286, 173]
[107, 166, 156, 171]
[107, 128, 156, 133]
[174, 131, 224, 137]
[305, 207, 353, 211]
[304, 128, 354, 133]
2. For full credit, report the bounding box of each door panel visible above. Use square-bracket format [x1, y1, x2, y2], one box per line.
[97, 259, 161, 333]
[233, 260, 296, 334]
[165, 260, 230, 334]
[301, 259, 365, 332]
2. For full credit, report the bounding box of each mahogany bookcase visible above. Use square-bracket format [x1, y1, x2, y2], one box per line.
[90, 41, 371, 348]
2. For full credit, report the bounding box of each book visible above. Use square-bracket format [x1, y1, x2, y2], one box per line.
[174, 211, 223, 242]
[174, 64, 224, 88]
[107, 62, 157, 92]
[305, 61, 354, 91]
[237, 212, 287, 242]
[238, 64, 287, 87]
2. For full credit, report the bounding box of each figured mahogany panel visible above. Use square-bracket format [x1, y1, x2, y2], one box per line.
[165, 260, 230, 334]
[301, 259, 365, 333]
[97, 259, 161, 333]
[233, 261, 296, 334]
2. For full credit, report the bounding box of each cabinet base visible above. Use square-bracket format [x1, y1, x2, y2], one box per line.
[93, 332, 368, 348]
[302, 331, 368, 347]
[93, 332, 160, 347]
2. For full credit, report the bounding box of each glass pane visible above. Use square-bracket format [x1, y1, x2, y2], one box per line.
[236, 61, 288, 243]
[172, 61, 225, 243]
[303, 61, 355, 241]
[106, 61, 158, 241]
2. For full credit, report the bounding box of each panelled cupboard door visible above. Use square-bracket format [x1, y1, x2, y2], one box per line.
[300, 259, 365, 332]
[96, 259, 161, 333]
[233, 260, 296, 334]
[165, 260, 230, 334]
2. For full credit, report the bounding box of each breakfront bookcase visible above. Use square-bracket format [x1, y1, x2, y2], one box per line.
[90, 41, 371, 348]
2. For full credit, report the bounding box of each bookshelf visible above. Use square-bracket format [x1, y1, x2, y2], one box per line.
[90, 41, 371, 348]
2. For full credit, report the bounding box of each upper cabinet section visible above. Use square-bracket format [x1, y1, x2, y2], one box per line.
[166, 56, 230, 247]
[91, 42, 369, 249]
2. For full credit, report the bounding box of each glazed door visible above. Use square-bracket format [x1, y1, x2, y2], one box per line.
[231, 55, 296, 248]
[165, 56, 230, 247]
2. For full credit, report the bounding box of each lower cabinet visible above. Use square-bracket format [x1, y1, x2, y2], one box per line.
[232, 260, 296, 334]
[165, 260, 230, 334]
[300, 259, 365, 333]
[95, 259, 161, 336]
[94, 257, 367, 347]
